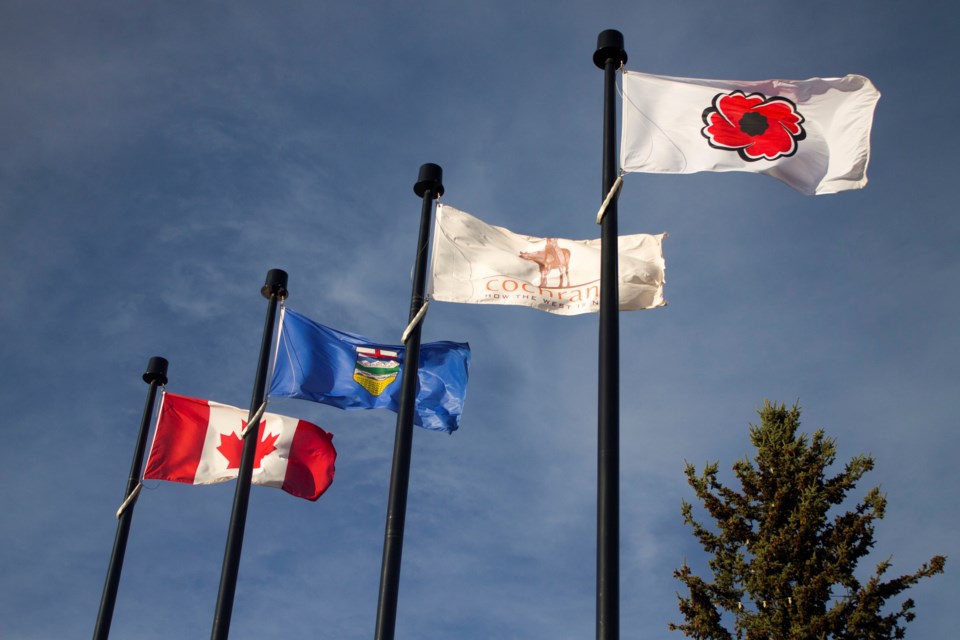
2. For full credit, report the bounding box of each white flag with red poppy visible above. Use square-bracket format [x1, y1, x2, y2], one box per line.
[619, 70, 881, 195]
[144, 393, 336, 501]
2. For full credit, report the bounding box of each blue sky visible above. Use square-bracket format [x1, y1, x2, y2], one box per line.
[1, 1, 957, 638]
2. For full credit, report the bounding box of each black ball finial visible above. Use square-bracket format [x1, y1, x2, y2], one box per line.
[594, 29, 628, 69]
[414, 163, 444, 199]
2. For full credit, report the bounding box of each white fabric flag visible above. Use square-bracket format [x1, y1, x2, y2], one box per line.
[620, 70, 881, 195]
[428, 204, 666, 316]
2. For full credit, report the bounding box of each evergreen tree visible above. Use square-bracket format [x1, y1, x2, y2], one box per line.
[671, 401, 945, 639]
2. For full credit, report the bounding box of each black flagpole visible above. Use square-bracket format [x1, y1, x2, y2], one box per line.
[211, 269, 288, 640]
[93, 356, 168, 640]
[374, 163, 444, 640]
[594, 29, 627, 640]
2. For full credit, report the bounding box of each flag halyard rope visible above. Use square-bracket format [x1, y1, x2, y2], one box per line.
[266, 304, 286, 398]
[401, 301, 429, 344]
[115, 482, 143, 519]
[241, 401, 268, 439]
[596, 173, 624, 224]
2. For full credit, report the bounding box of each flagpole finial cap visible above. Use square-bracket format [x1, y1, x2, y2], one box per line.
[414, 163, 444, 199]
[143, 356, 169, 385]
[594, 29, 627, 69]
[261, 269, 289, 300]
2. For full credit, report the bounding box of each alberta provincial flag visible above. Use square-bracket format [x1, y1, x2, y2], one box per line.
[620, 70, 881, 195]
[269, 309, 470, 433]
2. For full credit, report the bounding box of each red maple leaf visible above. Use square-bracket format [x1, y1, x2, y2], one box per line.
[216, 421, 280, 469]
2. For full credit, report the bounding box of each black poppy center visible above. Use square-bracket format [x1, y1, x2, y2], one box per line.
[739, 112, 769, 136]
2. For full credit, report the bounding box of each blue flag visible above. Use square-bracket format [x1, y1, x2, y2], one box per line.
[269, 309, 470, 433]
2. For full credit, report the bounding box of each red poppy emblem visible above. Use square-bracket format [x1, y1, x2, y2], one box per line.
[701, 91, 806, 161]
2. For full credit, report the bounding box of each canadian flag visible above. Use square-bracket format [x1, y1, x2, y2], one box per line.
[144, 393, 336, 501]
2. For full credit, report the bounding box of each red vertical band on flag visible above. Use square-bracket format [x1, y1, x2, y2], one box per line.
[144, 394, 211, 484]
[282, 420, 337, 501]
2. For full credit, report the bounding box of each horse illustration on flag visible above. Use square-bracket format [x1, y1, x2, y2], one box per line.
[519, 238, 571, 287]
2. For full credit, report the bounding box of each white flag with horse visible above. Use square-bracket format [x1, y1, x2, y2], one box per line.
[428, 204, 666, 316]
